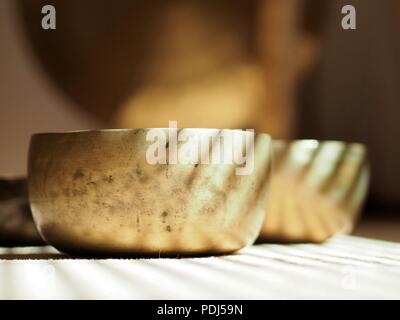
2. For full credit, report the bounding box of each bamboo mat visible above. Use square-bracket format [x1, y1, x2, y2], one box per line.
[0, 235, 399, 299]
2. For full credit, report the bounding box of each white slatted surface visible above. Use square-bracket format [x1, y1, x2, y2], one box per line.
[0, 235, 399, 299]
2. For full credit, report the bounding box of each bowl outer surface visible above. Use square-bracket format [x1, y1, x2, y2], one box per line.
[28, 129, 272, 255]
[259, 140, 369, 243]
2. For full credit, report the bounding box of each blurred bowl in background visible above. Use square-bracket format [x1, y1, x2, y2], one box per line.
[0, 175, 43, 245]
[258, 140, 369, 243]
[28, 129, 272, 256]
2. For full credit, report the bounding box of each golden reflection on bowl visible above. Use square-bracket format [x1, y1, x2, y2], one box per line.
[258, 140, 369, 243]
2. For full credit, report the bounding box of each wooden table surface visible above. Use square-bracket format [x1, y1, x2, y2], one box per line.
[0, 235, 399, 299]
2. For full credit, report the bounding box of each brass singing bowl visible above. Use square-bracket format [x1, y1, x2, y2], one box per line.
[258, 140, 369, 243]
[28, 129, 272, 256]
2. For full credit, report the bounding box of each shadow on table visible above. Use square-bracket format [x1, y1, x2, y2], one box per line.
[0, 251, 69, 260]
[0, 247, 232, 260]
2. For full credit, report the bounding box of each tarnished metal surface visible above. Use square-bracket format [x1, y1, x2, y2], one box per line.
[28, 129, 272, 256]
[259, 140, 369, 243]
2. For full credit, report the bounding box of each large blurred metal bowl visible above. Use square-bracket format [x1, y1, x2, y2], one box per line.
[28, 129, 272, 256]
[258, 140, 369, 243]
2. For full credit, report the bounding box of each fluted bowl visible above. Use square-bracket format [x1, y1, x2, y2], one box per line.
[258, 140, 369, 243]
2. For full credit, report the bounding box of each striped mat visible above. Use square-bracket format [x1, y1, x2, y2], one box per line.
[0, 235, 399, 299]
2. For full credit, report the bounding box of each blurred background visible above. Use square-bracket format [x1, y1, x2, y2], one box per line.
[0, 0, 399, 240]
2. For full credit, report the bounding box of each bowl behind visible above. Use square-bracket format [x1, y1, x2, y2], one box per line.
[258, 140, 369, 243]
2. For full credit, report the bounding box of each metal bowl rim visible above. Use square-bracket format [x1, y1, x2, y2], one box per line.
[31, 128, 272, 138]
[273, 139, 366, 149]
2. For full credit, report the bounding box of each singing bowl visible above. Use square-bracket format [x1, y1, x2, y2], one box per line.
[28, 129, 272, 256]
[258, 140, 369, 243]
